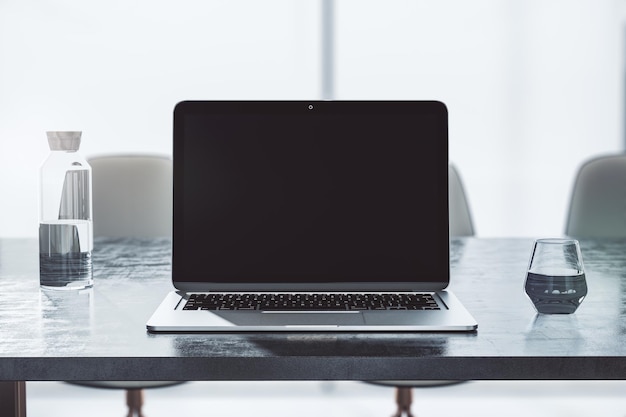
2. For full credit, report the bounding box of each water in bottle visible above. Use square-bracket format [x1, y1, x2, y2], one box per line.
[39, 131, 93, 290]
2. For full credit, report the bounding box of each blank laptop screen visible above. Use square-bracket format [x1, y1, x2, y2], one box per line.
[173, 101, 449, 290]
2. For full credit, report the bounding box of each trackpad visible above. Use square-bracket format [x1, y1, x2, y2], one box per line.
[261, 312, 365, 326]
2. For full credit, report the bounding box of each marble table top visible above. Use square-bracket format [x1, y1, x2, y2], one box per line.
[1, 237, 626, 381]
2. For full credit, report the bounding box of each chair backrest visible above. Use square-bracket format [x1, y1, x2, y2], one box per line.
[449, 164, 475, 237]
[566, 154, 626, 238]
[89, 154, 172, 238]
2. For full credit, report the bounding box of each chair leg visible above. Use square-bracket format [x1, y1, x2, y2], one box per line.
[126, 389, 145, 417]
[392, 387, 414, 417]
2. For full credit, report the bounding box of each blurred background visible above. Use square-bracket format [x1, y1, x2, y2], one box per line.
[1, 0, 624, 238]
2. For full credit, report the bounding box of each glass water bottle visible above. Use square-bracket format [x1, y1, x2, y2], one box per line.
[39, 131, 93, 290]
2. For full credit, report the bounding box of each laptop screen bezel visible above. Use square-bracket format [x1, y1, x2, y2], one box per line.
[172, 100, 450, 292]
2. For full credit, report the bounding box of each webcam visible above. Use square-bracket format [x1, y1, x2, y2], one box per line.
[308, 104, 314, 110]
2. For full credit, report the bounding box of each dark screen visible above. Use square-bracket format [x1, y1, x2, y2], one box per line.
[173, 101, 449, 290]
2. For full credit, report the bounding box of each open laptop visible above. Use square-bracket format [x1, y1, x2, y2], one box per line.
[146, 100, 477, 332]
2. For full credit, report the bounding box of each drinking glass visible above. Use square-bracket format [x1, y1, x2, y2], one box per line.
[524, 238, 587, 314]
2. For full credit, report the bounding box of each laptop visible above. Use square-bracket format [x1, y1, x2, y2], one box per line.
[146, 100, 477, 332]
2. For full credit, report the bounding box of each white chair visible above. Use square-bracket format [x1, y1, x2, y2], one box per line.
[69, 154, 179, 417]
[373, 164, 475, 417]
[89, 154, 173, 238]
[566, 154, 626, 238]
[449, 163, 475, 237]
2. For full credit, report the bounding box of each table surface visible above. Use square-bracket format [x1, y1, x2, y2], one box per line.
[2, 237, 626, 382]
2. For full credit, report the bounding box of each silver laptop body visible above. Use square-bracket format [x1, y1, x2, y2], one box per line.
[147, 100, 477, 332]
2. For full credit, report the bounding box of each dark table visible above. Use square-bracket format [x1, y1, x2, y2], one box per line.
[2, 237, 626, 415]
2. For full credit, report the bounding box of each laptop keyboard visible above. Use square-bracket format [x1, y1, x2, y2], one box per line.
[182, 293, 441, 311]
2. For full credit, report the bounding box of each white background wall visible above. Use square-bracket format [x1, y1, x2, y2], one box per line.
[0, 0, 624, 238]
[335, 0, 624, 237]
